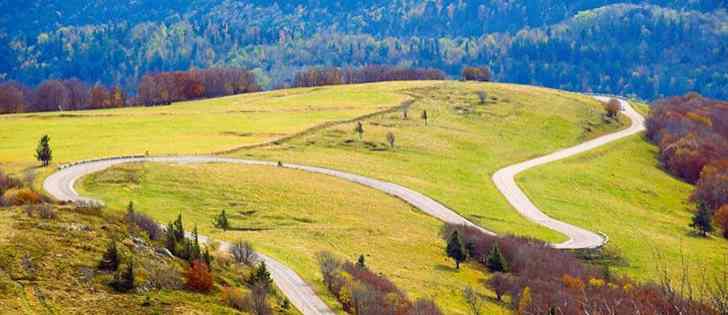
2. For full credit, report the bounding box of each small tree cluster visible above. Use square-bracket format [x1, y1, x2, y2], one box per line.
[165, 214, 204, 262]
[461, 66, 492, 82]
[317, 251, 443, 315]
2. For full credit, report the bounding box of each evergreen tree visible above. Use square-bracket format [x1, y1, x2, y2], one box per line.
[354, 121, 364, 139]
[165, 222, 177, 255]
[446, 230, 467, 269]
[690, 203, 714, 237]
[99, 239, 120, 271]
[111, 258, 135, 292]
[485, 244, 509, 273]
[126, 201, 134, 215]
[214, 209, 230, 231]
[35, 135, 52, 167]
[421, 110, 428, 125]
[191, 225, 201, 261]
[203, 248, 213, 268]
[356, 254, 366, 270]
[173, 214, 184, 241]
[249, 261, 273, 291]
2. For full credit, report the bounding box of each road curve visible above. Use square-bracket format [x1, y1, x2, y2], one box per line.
[492, 97, 645, 249]
[42, 96, 644, 313]
[44, 156, 492, 315]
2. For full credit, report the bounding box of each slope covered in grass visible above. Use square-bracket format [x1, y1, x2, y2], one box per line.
[0, 81, 434, 172]
[518, 135, 728, 283]
[232, 81, 626, 242]
[79, 162, 510, 315]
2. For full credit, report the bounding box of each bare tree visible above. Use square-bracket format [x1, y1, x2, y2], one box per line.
[463, 286, 483, 315]
[230, 240, 256, 266]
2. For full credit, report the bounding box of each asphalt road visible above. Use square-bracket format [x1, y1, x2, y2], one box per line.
[42, 96, 644, 313]
[492, 97, 645, 249]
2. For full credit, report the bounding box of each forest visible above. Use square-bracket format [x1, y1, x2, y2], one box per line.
[1, 1, 726, 100]
[646, 93, 728, 238]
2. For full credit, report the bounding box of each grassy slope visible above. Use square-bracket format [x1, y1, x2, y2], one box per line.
[0, 81, 435, 173]
[78, 163, 508, 315]
[517, 133, 728, 283]
[0, 205, 286, 314]
[232, 82, 626, 243]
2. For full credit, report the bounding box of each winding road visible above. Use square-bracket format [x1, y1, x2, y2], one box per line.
[43, 96, 644, 314]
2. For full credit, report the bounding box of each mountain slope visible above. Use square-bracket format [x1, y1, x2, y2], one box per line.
[1, 1, 726, 99]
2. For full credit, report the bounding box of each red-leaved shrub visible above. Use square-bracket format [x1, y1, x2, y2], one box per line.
[184, 260, 213, 292]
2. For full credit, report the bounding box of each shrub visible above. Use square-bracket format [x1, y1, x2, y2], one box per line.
[0, 170, 21, 195]
[73, 199, 104, 216]
[2, 188, 42, 206]
[127, 210, 162, 240]
[184, 260, 213, 292]
[248, 281, 273, 315]
[477, 90, 487, 104]
[230, 240, 256, 266]
[142, 260, 183, 290]
[222, 287, 248, 310]
[37, 204, 57, 219]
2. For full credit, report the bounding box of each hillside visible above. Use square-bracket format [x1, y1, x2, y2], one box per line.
[1, 1, 726, 99]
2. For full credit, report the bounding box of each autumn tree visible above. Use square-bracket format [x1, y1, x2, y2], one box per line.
[34, 80, 69, 111]
[446, 230, 466, 269]
[0, 83, 25, 113]
[185, 260, 213, 292]
[89, 84, 110, 109]
[110, 86, 126, 107]
[715, 205, 728, 239]
[462, 66, 492, 82]
[605, 98, 621, 118]
[35, 135, 52, 167]
[62, 78, 89, 110]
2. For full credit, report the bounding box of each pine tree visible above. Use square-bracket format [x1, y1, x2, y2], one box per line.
[173, 214, 184, 241]
[35, 135, 52, 167]
[356, 254, 366, 270]
[446, 230, 467, 269]
[203, 248, 213, 268]
[190, 225, 201, 261]
[111, 258, 135, 292]
[126, 201, 134, 215]
[249, 261, 273, 290]
[690, 203, 714, 237]
[421, 110, 428, 125]
[99, 239, 120, 271]
[165, 222, 177, 255]
[214, 209, 230, 231]
[354, 121, 364, 139]
[485, 244, 509, 273]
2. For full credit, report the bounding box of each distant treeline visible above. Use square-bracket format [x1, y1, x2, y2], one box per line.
[646, 93, 728, 238]
[0, 65, 456, 114]
[291, 65, 446, 88]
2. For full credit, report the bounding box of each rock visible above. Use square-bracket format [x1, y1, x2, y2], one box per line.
[155, 247, 174, 258]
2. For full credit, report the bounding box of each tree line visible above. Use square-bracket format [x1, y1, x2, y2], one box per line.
[442, 223, 726, 314]
[291, 65, 446, 88]
[646, 93, 728, 239]
[0, 68, 260, 114]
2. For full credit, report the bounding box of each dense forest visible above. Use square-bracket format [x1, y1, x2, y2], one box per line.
[1, 1, 727, 99]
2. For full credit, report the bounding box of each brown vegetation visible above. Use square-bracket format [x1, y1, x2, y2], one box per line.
[444, 224, 718, 314]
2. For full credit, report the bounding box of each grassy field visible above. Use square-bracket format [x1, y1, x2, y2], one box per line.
[518, 134, 728, 283]
[231, 82, 626, 242]
[0, 81, 436, 173]
[78, 162, 510, 314]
